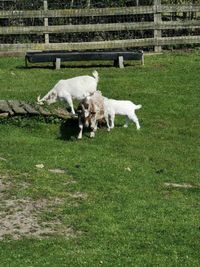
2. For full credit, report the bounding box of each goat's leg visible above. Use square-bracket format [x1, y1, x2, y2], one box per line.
[110, 113, 115, 129]
[105, 114, 111, 131]
[90, 131, 95, 138]
[65, 94, 75, 115]
[90, 117, 97, 138]
[77, 118, 83, 139]
[123, 116, 129, 128]
[128, 112, 140, 130]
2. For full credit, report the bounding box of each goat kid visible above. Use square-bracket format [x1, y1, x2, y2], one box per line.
[37, 70, 99, 115]
[104, 98, 142, 131]
[77, 91, 105, 139]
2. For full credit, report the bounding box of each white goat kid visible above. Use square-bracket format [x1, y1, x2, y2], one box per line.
[37, 70, 99, 115]
[104, 98, 142, 131]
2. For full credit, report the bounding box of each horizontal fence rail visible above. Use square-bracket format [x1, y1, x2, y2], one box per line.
[0, 6, 156, 19]
[1, 36, 200, 51]
[0, 1, 200, 54]
[0, 5, 200, 19]
[1, 21, 200, 35]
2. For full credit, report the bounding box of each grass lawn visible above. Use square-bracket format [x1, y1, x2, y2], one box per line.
[0, 52, 200, 267]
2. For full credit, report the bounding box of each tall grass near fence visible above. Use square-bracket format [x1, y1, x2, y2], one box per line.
[0, 53, 200, 266]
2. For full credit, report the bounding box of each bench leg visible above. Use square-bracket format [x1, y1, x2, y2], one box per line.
[25, 56, 28, 68]
[55, 58, 61, 70]
[141, 50, 144, 66]
[113, 56, 124, 68]
[118, 56, 124, 68]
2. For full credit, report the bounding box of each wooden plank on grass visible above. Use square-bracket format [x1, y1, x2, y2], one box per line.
[8, 100, 27, 114]
[38, 106, 52, 116]
[0, 112, 9, 118]
[0, 100, 14, 115]
[52, 108, 71, 119]
[20, 101, 40, 115]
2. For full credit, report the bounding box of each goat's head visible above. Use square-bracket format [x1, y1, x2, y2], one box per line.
[77, 100, 96, 128]
[37, 92, 57, 105]
[37, 95, 44, 105]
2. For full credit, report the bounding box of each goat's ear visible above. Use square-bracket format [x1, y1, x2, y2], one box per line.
[51, 92, 57, 98]
[91, 102, 96, 113]
[81, 104, 85, 110]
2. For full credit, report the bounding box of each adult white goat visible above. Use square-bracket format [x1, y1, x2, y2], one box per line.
[104, 98, 142, 131]
[37, 70, 99, 115]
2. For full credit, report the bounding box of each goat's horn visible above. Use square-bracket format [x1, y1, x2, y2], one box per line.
[37, 95, 41, 102]
[81, 103, 85, 110]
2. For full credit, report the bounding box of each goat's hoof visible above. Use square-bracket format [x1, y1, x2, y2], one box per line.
[90, 132, 95, 138]
[72, 113, 78, 118]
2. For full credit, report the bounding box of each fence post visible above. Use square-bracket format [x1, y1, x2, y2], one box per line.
[44, 0, 49, 45]
[86, 0, 91, 8]
[154, 0, 161, 52]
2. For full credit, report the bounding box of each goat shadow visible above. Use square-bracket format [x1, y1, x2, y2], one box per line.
[59, 118, 79, 141]
[59, 118, 92, 141]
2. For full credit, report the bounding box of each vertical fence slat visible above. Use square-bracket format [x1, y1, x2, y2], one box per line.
[44, 0, 49, 44]
[154, 0, 162, 52]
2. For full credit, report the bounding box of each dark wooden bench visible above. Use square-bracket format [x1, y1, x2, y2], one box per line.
[25, 50, 144, 69]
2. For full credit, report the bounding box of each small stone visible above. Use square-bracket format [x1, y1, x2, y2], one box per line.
[48, 169, 66, 174]
[164, 182, 193, 189]
[0, 157, 7, 161]
[35, 164, 44, 169]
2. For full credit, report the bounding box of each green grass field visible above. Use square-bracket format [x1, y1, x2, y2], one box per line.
[0, 52, 200, 267]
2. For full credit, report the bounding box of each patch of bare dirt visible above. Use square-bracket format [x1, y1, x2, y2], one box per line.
[69, 192, 88, 200]
[0, 175, 84, 240]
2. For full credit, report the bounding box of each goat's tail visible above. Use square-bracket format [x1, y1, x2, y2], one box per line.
[92, 70, 99, 83]
[135, 104, 142, 110]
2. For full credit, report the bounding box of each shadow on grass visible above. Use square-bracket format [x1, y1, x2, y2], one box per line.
[58, 118, 107, 141]
[59, 118, 79, 141]
[17, 62, 134, 70]
[58, 118, 92, 141]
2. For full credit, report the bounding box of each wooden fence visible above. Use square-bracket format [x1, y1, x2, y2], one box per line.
[0, 0, 200, 54]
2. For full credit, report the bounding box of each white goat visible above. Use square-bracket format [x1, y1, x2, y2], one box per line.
[104, 98, 142, 131]
[37, 70, 99, 115]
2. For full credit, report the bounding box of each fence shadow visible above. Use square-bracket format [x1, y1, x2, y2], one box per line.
[17, 62, 134, 70]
